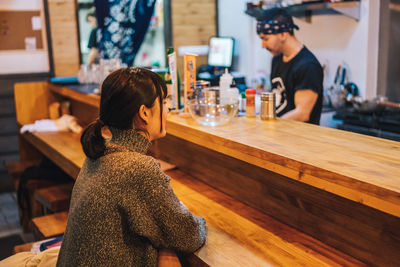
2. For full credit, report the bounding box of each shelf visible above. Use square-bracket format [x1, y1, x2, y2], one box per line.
[245, 1, 361, 22]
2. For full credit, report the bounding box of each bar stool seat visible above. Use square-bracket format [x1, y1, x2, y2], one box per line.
[31, 211, 68, 240]
[35, 183, 73, 214]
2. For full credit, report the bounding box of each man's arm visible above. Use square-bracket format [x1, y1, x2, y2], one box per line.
[86, 47, 98, 65]
[281, 89, 318, 122]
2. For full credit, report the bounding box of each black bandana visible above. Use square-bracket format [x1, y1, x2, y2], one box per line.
[257, 19, 299, 35]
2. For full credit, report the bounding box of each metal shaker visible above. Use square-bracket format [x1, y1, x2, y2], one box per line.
[260, 92, 276, 120]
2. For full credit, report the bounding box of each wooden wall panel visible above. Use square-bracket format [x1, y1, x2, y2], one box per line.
[69, 99, 99, 127]
[171, 0, 216, 74]
[47, 0, 80, 77]
[14, 82, 59, 125]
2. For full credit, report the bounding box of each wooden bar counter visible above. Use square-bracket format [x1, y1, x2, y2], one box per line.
[155, 114, 400, 267]
[14, 82, 400, 266]
[164, 113, 400, 217]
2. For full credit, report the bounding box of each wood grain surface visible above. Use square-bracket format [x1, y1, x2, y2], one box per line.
[32, 211, 68, 239]
[14, 82, 400, 265]
[35, 83, 400, 219]
[14, 82, 58, 125]
[13, 242, 35, 254]
[165, 114, 400, 218]
[171, 0, 216, 76]
[168, 169, 365, 267]
[35, 183, 73, 213]
[18, 128, 365, 266]
[47, 0, 80, 77]
[155, 134, 400, 266]
[21, 131, 83, 179]
[49, 84, 100, 108]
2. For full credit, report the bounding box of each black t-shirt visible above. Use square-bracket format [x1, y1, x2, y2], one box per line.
[88, 28, 98, 49]
[270, 46, 323, 124]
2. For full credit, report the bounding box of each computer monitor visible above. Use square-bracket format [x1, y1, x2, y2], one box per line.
[207, 37, 234, 69]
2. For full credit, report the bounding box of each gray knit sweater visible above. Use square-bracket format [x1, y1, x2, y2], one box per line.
[56, 128, 206, 267]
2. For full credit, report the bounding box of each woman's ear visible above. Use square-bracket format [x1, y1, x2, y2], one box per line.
[138, 104, 149, 125]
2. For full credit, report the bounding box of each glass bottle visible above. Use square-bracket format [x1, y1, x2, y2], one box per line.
[167, 47, 182, 109]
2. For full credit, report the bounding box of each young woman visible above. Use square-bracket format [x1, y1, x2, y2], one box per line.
[56, 68, 206, 266]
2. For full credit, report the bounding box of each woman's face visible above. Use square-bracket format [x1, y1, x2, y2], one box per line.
[146, 95, 170, 141]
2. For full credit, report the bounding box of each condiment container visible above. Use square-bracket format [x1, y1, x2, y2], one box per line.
[245, 88, 256, 117]
[260, 92, 276, 120]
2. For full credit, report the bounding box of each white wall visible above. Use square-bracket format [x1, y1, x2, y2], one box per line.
[218, 0, 269, 88]
[0, 0, 42, 10]
[218, 0, 380, 99]
[0, 0, 50, 74]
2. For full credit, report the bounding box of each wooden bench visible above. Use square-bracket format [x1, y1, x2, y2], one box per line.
[166, 169, 365, 266]
[31, 211, 68, 240]
[35, 183, 73, 214]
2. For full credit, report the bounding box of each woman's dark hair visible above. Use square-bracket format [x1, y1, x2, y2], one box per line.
[81, 67, 167, 159]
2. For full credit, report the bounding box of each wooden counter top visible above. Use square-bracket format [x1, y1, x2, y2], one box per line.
[21, 83, 400, 217]
[165, 114, 400, 217]
[22, 131, 84, 179]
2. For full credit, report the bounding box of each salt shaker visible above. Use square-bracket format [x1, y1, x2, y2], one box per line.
[260, 92, 276, 120]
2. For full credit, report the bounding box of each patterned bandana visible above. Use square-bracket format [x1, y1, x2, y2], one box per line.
[257, 19, 299, 35]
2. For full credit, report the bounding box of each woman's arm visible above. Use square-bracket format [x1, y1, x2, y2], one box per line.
[122, 158, 207, 253]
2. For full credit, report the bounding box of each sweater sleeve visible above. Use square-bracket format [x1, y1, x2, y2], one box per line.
[122, 157, 207, 253]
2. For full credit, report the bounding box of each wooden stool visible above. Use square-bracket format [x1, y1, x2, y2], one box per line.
[13, 242, 35, 253]
[35, 183, 73, 214]
[31, 211, 68, 240]
[19, 179, 69, 232]
[4, 160, 67, 232]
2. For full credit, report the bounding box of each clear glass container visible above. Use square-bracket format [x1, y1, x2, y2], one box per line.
[188, 85, 238, 126]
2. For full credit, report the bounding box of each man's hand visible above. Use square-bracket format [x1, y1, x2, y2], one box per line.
[281, 89, 318, 122]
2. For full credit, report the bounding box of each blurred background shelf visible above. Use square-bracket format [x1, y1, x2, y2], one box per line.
[245, 1, 361, 22]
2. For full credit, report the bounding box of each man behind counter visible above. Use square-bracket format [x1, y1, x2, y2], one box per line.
[86, 11, 99, 65]
[257, 9, 323, 124]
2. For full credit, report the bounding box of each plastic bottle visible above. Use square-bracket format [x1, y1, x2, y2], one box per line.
[240, 92, 246, 112]
[219, 68, 234, 105]
[226, 86, 239, 115]
[226, 87, 239, 104]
